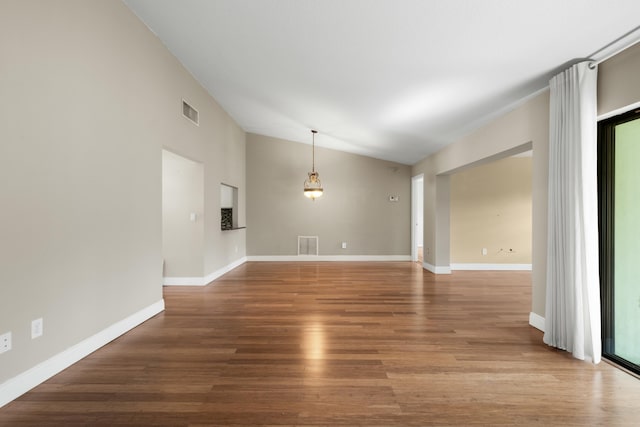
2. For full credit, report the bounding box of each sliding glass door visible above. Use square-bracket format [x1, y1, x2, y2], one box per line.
[599, 109, 640, 375]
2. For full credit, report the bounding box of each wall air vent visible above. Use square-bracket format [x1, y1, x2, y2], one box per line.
[182, 100, 199, 125]
[298, 236, 319, 256]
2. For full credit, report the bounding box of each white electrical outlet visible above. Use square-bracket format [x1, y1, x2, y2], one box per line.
[341, 242, 347, 249]
[0, 332, 11, 354]
[31, 318, 43, 339]
[482, 248, 487, 256]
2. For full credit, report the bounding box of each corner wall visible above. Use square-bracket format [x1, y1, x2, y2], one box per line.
[412, 40, 640, 322]
[412, 92, 549, 315]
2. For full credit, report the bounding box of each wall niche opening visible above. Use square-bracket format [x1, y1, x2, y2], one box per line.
[220, 183, 239, 230]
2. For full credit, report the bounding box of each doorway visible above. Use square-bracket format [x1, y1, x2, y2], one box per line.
[598, 109, 640, 376]
[411, 174, 424, 263]
[162, 149, 204, 279]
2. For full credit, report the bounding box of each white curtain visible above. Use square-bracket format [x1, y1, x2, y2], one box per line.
[544, 61, 601, 363]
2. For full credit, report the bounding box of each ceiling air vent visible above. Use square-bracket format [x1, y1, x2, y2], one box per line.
[298, 236, 319, 256]
[182, 100, 199, 125]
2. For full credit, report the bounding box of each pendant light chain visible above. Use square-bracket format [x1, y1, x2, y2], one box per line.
[303, 129, 323, 200]
[312, 130, 317, 173]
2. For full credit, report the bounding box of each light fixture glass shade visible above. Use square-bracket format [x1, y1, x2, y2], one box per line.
[304, 130, 323, 200]
[304, 171, 323, 200]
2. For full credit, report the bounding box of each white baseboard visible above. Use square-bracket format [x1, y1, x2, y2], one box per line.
[422, 262, 451, 274]
[202, 256, 247, 285]
[451, 263, 532, 271]
[163, 256, 247, 286]
[162, 276, 205, 286]
[529, 312, 545, 332]
[0, 299, 165, 409]
[246, 255, 411, 262]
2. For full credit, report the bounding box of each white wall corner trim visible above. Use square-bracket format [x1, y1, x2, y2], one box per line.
[202, 256, 247, 285]
[422, 262, 452, 274]
[529, 312, 545, 332]
[0, 299, 165, 409]
[246, 255, 411, 262]
[163, 256, 247, 286]
[450, 263, 532, 271]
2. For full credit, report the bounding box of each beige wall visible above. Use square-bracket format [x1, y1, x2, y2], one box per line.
[203, 109, 246, 275]
[450, 156, 532, 264]
[0, 0, 245, 386]
[599, 42, 640, 116]
[159, 65, 247, 279]
[247, 134, 410, 256]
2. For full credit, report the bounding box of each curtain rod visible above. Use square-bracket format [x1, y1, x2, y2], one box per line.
[588, 25, 640, 68]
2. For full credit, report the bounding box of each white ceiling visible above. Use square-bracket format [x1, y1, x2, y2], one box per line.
[123, 0, 640, 165]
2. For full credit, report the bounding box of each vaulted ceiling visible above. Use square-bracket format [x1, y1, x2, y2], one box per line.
[124, 0, 640, 164]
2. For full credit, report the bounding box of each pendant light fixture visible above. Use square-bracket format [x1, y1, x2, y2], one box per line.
[303, 130, 323, 200]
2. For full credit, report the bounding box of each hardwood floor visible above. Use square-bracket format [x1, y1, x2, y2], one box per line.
[1, 262, 639, 426]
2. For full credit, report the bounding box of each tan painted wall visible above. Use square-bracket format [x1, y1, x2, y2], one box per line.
[450, 156, 532, 264]
[599, 42, 640, 116]
[247, 134, 411, 256]
[0, 0, 245, 385]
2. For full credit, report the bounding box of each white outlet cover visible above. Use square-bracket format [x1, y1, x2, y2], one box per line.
[31, 318, 43, 339]
[0, 332, 11, 354]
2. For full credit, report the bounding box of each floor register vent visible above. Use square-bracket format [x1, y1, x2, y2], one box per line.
[298, 236, 319, 256]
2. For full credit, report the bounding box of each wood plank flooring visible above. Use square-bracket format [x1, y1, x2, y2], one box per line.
[1, 262, 639, 426]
